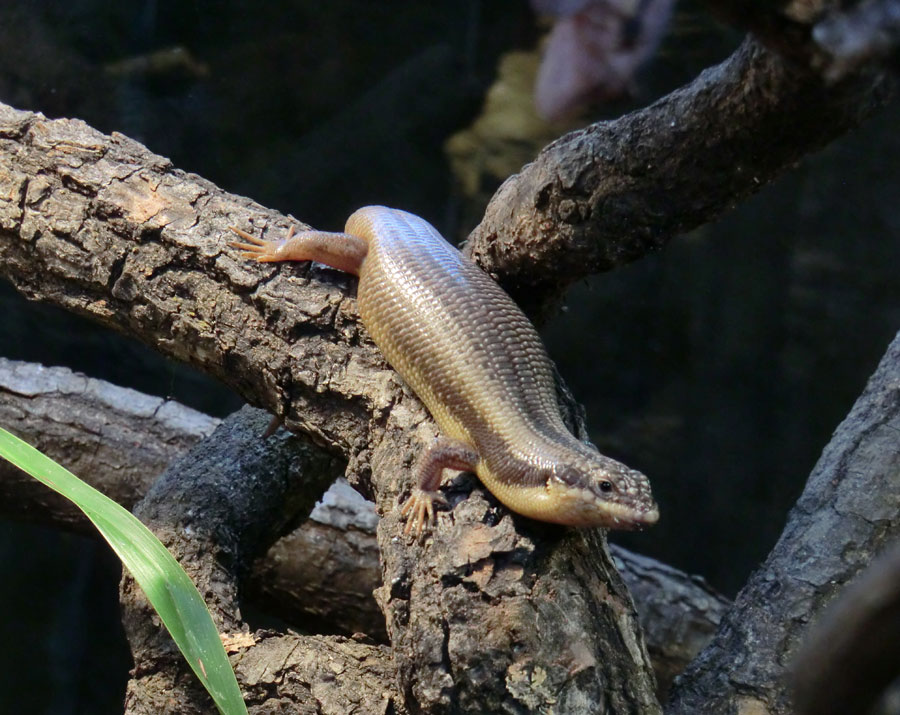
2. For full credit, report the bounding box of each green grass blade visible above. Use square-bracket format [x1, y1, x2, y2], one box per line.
[0, 427, 248, 715]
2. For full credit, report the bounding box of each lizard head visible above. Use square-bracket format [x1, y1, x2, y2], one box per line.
[545, 453, 659, 530]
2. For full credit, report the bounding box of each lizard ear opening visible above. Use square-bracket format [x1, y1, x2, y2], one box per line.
[555, 466, 584, 488]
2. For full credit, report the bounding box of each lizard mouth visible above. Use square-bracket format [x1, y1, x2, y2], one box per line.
[598, 502, 659, 531]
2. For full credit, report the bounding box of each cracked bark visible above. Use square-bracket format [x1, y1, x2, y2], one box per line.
[464, 35, 891, 317]
[0, 1, 897, 709]
[0, 104, 659, 712]
[118, 406, 407, 714]
[0, 356, 729, 695]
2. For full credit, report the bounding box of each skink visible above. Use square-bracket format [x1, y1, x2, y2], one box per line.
[231, 206, 659, 534]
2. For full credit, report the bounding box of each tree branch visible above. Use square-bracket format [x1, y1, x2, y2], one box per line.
[0, 103, 659, 711]
[2, 3, 895, 705]
[666, 331, 900, 713]
[118, 406, 388, 713]
[0, 357, 219, 529]
[0, 357, 730, 696]
[464, 35, 892, 316]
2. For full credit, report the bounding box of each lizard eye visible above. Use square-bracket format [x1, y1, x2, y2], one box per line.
[599, 480, 614, 493]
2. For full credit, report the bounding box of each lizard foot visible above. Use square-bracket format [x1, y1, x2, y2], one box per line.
[400, 489, 449, 538]
[228, 225, 294, 262]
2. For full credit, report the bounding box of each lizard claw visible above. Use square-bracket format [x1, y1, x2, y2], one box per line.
[400, 489, 448, 538]
[229, 225, 294, 262]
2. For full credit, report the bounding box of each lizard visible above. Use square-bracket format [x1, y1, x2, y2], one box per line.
[230, 206, 659, 535]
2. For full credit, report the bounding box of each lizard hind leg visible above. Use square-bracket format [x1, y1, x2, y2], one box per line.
[229, 225, 368, 275]
[400, 437, 480, 537]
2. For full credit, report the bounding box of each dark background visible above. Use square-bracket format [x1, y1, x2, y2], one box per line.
[1, 1, 897, 712]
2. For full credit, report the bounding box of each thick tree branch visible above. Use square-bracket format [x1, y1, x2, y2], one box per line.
[0, 357, 730, 694]
[115, 407, 398, 714]
[0, 357, 219, 529]
[1, 3, 895, 704]
[791, 539, 900, 715]
[465, 35, 892, 315]
[0, 103, 660, 711]
[666, 331, 900, 714]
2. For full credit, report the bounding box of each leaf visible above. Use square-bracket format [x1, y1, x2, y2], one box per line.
[0, 427, 248, 715]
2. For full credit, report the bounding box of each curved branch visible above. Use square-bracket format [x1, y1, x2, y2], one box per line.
[465, 36, 892, 315]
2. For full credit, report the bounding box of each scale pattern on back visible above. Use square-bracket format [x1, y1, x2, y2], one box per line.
[350, 207, 584, 487]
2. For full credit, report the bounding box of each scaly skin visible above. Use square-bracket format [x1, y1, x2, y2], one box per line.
[231, 206, 659, 535]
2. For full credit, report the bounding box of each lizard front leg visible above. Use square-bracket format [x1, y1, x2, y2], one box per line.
[401, 438, 480, 537]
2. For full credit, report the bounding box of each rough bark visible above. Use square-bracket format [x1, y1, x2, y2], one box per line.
[791, 539, 900, 715]
[257, 500, 731, 702]
[1, 2, 897, 708]
[0, 356, 729, 690]
[0, 104, 659, 711]
[464, 35, 892, 316]
[666, 331, 900, 714]
[119, 406, 369, 713]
